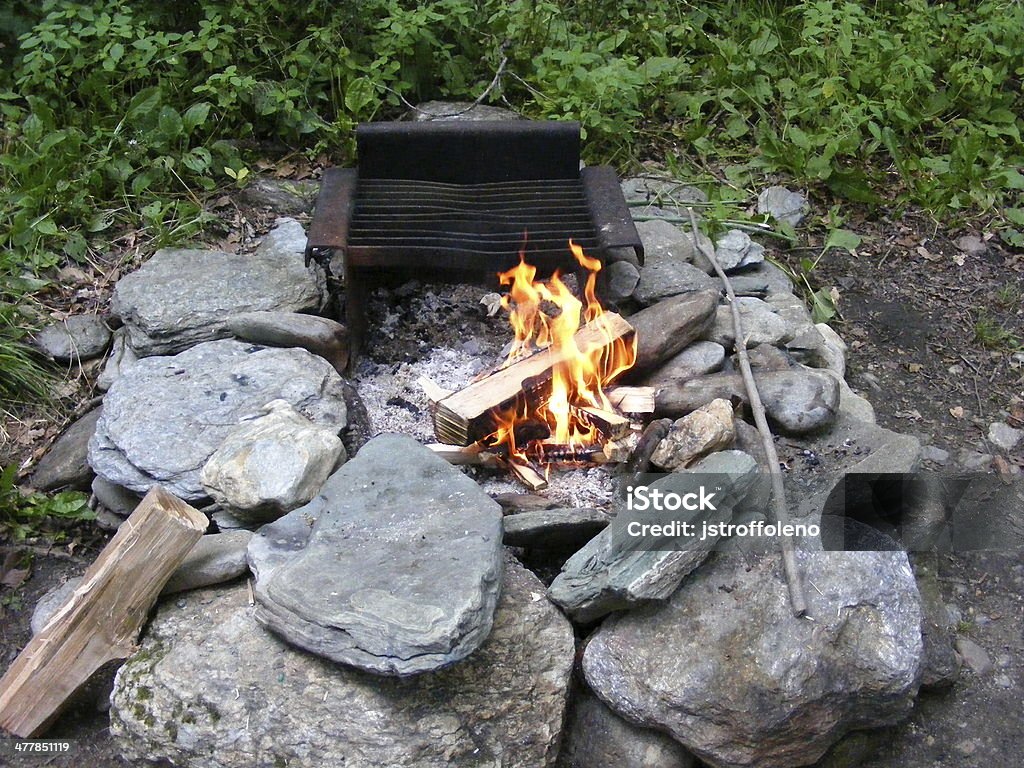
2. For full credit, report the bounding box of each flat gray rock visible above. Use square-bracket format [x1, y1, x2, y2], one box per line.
[200, 399, 345, 524]
[502, 507, 609, 549]
[111, 558, 573, 768]
[655, 368, 840, 436]
[91, 475, 142, 517]
[225, 310, 349, 374]
[757, 185, 809, 226]
[621, 177, 708, 209]
[728, 260, 794, 295]
[30, 408, 101, 491]
[705, 297, 794, 348]
[634, 220, 717, 305]
[987, 421, 1022, 452]
[32, 315, 110, 362]
[561, 689, 697, 768]
[584, 550, 923, 768]
[629, 290, 719, 376]
[249, 434, 504, 675]
[88, 339, 347, 501]
[547, 451, 758, 624]
[714, 229, 765, 272]
[112, 219, 325, 356]
[163, 531, 253, 595]
[638, 341, 725, 388]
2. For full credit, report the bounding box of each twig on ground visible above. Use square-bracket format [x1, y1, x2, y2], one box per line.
[385, 47, 511, 119]
[686, 207, 809, 618]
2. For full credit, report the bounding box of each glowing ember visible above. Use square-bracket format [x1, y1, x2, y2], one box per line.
[488, 241, 637, 462]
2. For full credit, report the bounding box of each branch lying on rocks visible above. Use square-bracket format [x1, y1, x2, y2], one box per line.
[687, 207, 808, 618]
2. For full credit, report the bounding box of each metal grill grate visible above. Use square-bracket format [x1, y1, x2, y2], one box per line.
[305, 120, 643, 361]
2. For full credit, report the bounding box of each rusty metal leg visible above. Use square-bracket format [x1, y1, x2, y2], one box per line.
[345, 261, 367, 373]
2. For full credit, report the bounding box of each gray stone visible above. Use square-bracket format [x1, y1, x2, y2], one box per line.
[956, 450, 992, 471]
[629, 290, 719, 376]
[239, 177, 319, 215]
[211, 509, 254, 531]
[814, 322, 848, 378]
[200, 399, 345, 524]
[547, 451, 758, 624]
[561, 689, 697, 768]
[30, 408, 101, 491]
[757, 186, 809, 226]
[96, 328, 138, 391]
[655, 368, 840, 436]
[111, 558, 573, 768]
[249, 435, 503, 675]
[736, 343, 795, 371]
[30, 578, 81, 636]
[112, 219, 325, 356]
[94, 508, 125, 531]
[225, 310, 349, 375]
[634, 242, 718, 306]
[705, 297, 793, 348]
[32, 532, 253, 633]
[621, 177, 708, 210]
[88, 339, 348, 501]
[91, 475, 142, 517]
[32, 315, 111, 362]
[954, 233, 988, 256]
[764, 292, 823, 356]
[731, 260, 794, 295]
[603, 260, 641, 300]
[503, 507, 609, 549]
[921, 445, 950, 465]
[638, 341, 725, 388]
[163, 531, 253, 595]
[650, 399, 735, 471]
[584, 550, 922, 768]
[714, 229, 765, 272]
[633, 218, 715, 275]
[955, 637, 994, 676]
[987, 421, 1023, 452]
[410, 100, 522, 121]
[824, 370, 876, 427]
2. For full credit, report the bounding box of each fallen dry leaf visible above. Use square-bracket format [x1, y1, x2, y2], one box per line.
[949, 405, 965, 419]
[952, 253, 966, 267]
[895, 409, 923, 420]
[907, 363, 923, 373]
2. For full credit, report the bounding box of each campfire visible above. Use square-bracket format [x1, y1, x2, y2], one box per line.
[424, 242, 654, 489]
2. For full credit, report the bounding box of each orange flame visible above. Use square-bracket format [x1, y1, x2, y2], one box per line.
[490, 241, 637, 461]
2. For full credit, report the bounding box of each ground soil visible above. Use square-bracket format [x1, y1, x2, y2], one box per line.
[1, 186, 1021, 767]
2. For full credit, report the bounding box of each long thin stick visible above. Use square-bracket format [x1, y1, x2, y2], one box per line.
[686, 207, 808, 617]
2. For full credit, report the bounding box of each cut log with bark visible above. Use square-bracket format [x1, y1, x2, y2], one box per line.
[433, 313, 635, 445]
[0, 486, 207, 737]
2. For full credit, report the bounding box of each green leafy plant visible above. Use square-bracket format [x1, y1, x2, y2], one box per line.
[0, 464, 94, 542]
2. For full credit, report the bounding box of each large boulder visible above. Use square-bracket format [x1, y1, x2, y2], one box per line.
[110, 557, 574, 768]
[88, 339, 347, 501]
[112, 219, 325, 356]
[584, 550, 923, 768]
[248, 435, 504, 675]
[32, 315, 111, 362]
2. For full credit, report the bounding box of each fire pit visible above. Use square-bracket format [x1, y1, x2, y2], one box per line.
[423, 243, 652, 489]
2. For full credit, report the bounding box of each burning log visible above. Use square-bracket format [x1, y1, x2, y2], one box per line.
[604, 385, 656, 414]
[433, 312, 635, 446]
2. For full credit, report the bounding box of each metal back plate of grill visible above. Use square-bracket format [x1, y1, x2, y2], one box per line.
[305, 120, 643, 358]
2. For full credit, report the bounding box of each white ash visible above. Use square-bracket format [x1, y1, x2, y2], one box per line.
[352, 282, 619, 510]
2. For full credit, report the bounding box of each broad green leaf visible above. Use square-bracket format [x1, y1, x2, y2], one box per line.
[182, 102, 211, 134]
[810, 288, 837, 324]
[825, 228, 861, 253]
[157, 105, 183, 140]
